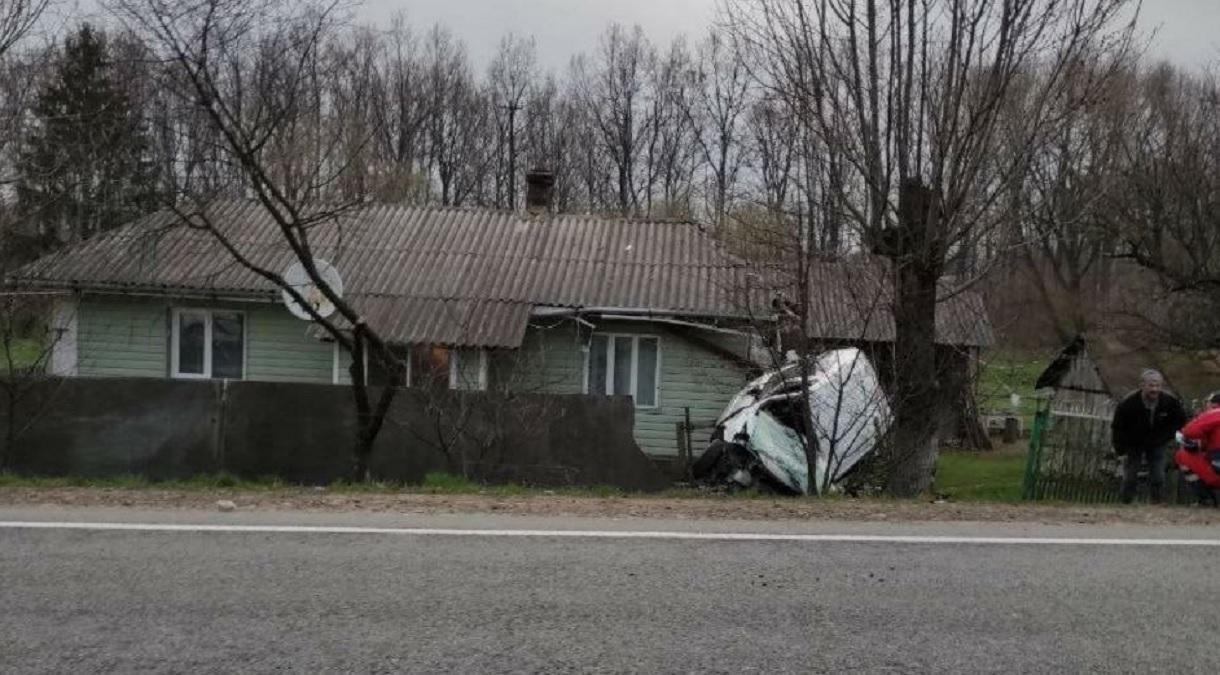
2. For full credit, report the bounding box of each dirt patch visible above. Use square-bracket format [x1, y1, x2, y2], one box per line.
[2, 487, 1220, 525]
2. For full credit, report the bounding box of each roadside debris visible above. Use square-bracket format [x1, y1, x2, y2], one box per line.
[216, 499, 237, 513]
[692, 348, 892, 495]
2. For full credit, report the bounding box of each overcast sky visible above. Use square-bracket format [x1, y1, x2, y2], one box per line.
[356, 0, 1218, 72]
[64, 0, 1219, 72]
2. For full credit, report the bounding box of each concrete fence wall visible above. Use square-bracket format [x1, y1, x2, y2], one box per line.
[0, 378, 669, 491]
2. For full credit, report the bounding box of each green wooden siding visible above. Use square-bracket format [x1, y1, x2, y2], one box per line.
[77, 296, 168, 378]
[77, 295, 335, 384]
[490, 323, 584, 395]
[623, 325, 752, 457]
[244, 308, 334, 383]
[76, 295, 750, 456]
[504, 320, 752, 457]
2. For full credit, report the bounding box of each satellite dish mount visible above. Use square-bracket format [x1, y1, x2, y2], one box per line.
[281, 258, 344, 321]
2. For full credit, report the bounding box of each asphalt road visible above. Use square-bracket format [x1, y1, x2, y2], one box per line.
[0, 509, 1215, 674]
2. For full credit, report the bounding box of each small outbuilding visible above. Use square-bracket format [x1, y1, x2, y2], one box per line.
[1024, 336, 1120, 501]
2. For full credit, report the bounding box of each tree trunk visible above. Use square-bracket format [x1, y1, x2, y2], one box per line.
[794, 224, 819, 496]
[887, 263, 940, 495]
[346, 326, 402, 483]
[348, 328, 373, 481]
[886, 180, 943, 497]
[797, 359, 819, 496]
[2, 390, 13, 473]
[507, 105, 517, 210]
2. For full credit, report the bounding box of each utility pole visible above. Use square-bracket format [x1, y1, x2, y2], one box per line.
[498, 102, 521, 210]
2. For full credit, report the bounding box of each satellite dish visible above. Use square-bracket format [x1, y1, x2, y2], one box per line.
[281, 259, 344, 321]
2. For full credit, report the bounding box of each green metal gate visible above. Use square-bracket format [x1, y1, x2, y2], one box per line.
[1023, 396, 1194, 504]
[1023, 397, 1122, 502]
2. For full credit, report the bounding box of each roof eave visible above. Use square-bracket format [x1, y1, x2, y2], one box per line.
[7, 278, 276, 303]
[529, 305, 761, 322]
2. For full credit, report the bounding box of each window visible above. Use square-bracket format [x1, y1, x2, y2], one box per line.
[369, 345, 410, 387]
[171, 308, 245, 380]
[412, 345, 452, 392]
[334, 343, 410, 386]
[333, 343, 488, 392]
[585, 335, 660, 407]
[403, 345, 486, 392]
[449, 349, 489, 391]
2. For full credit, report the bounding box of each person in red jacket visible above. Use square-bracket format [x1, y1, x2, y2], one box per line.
[1177, 392, 1220, 505]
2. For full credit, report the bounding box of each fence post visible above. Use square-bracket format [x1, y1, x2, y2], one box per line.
[1022, 405, 1049, 501]
[683, 407, 693, 478]
[212, 379, 229, 471]
[675, 421, 687, 479]
[1003, 416, 1019, 444]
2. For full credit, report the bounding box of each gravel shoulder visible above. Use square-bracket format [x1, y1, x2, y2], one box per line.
[2, 486, 1219, 525]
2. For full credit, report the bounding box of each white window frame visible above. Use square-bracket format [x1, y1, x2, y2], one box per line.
[49, 296, 79, 377]
[583, 334, 661, 409]
[449, 348, 489, 391]
[332, 342, 362, 385]
[332, 342, 414, 387]
[170, 308, 246, 380]
[330, 343, 488, 391]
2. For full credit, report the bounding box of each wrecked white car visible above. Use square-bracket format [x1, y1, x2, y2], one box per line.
[692, 348, 892, 495]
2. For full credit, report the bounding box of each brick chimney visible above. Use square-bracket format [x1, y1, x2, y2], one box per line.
[524, 168, 555, 214]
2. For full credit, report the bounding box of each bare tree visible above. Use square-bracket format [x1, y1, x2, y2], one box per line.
[421, 26, 491, 206]
[682, 30, 751, 225]
[0, 43, 43, 204]
[1109, 64, 1220, 349]
[487, 34, 536, 210]
[0, 0, 49, 176]
[109, 0, 407, 480]
[0, 1, 53, 256]
[0, 0, 48, 58]
[643, 38, 698, 219]
[523, 74, 579, 211]
[573, 24, 657, 215]
[0, 3, 78, 466]
[744, 97, 796, 216]
[1000, 57, 1135, 342]
[564, 64, 614, 211]
[726, 0, 1136, 495]
[325, 26, 387, 202]
[0, 288, 65, 472]
[364, 15, 431, 203]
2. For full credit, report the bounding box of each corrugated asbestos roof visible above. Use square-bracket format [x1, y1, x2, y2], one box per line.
[11, 201, 993, 348]
[801, 259, 994, 348]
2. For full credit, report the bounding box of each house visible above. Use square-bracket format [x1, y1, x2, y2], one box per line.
[8, 173, 993, 460]
[770, 258, 995, 445]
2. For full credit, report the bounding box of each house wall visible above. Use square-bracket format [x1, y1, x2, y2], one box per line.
[76, 294, 334, 383]
[76, 295, 168, 378]
[72, 295, 753, 458]
[499, 319, 754, 457]
[245, 305, 334, 383]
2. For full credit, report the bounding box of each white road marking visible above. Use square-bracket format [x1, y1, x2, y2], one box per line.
[0, 520, 1218, 546]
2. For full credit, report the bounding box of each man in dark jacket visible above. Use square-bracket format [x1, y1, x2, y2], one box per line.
[1111, 369, 1188, 504]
